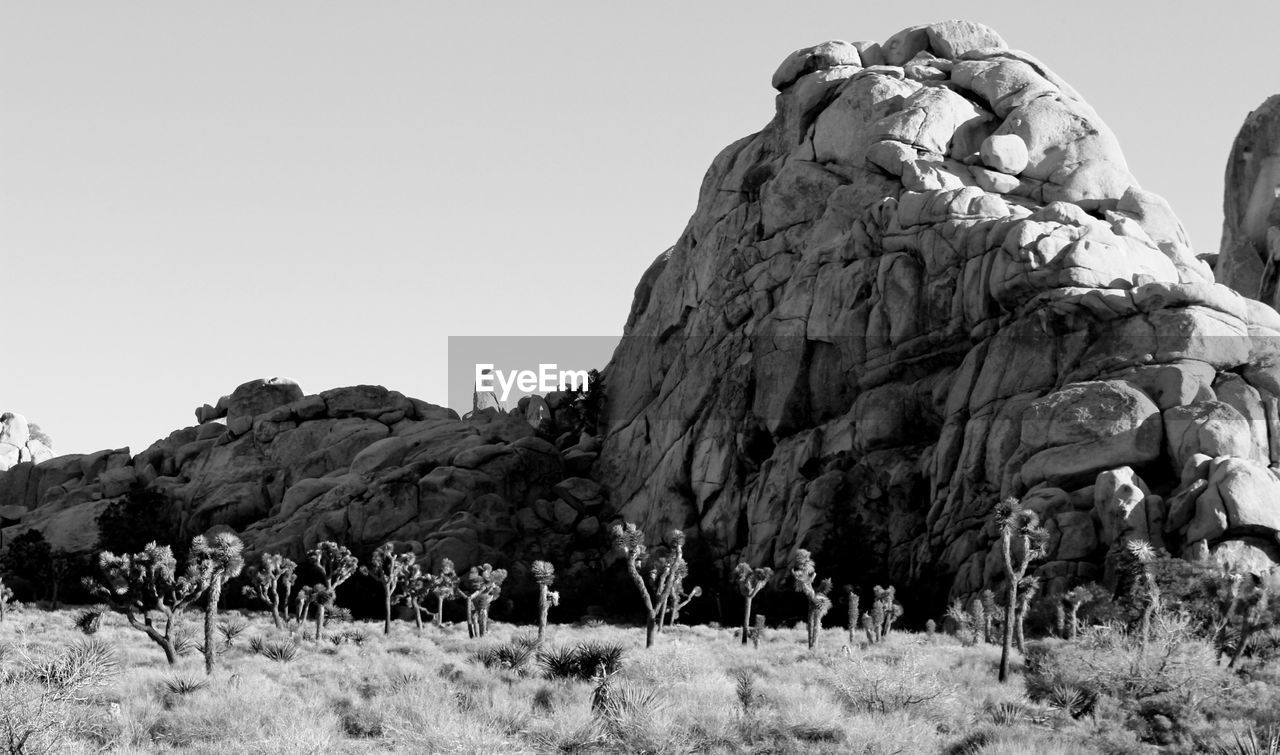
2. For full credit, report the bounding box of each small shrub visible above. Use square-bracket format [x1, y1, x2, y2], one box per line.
[218, 616, 248, 647]
[73, 608, 104, 635]
[258, 639, 299, 663]
[472, 641, 535, 674]
[163, 674, 209, 696]
[827, 654, 948, 714]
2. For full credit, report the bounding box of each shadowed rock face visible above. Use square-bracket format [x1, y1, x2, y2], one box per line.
[597, 20, 1280, 602]
[1219, 95, 1280, 305]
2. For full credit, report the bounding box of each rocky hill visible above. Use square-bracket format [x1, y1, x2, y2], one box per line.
[597, 20, 1280, 604]
[4, 20, 1280, 612]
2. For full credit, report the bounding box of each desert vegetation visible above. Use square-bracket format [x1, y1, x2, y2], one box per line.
[3, 512, 1280, 753]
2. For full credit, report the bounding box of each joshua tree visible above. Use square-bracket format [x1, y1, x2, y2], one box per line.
[399, 564, 428, 631]
[967, 595, 987, 644]
[612, 521, 664, 648]
[652, 530, 689, 632]
[189, 532, 245, 674]
[426, 559, 460, 627]
[844, 586, 860, 645]
[1228, 575, 1272, 668]
[669, 581, 702, 627]
[462, 564, 507, 638]
[532, 560, 559, 643]
[735, 563, 773, 645]
[995, 496, 1049, 683]
[980, 589, 998, 643]
[873, 585, 901, 638]
[1126, 539, 1161, 655]
[1015, 575, 1040, 652]
[292, 584, 312, 626]
[361, 543, 418, 635]
[1062, 585, 1092, 640]
[307, 542, 358, 641]
[751, 614, 766, 649]
[242, 552, 297, 629]
[88, 541, 207, 665]
[790, 549, 832, 650]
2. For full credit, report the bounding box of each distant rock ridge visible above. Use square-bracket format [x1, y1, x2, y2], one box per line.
[596, 19, 1280, 604]
[0, 378, 610, 606]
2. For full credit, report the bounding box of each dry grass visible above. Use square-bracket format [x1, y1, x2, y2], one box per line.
[0, 605, 1248, 753]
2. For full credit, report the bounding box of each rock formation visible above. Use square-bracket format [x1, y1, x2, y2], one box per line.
[1219, 95, 1280, 306]
[597, 20, 1280, 603]
[0, 378, 610, 605]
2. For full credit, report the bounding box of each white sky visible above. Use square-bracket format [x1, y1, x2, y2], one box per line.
[4, 1, 1279, 455]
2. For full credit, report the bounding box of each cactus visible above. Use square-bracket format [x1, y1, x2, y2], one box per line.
[189, 532, 244, 674]
[87, 541, 207, 665]
[995, 496, 1049, 682]
[532, 560, 559, 643]
[306, 542, 358, 641]
[361, 543, 418, 635]
[735, 563, 773, 645]
[463, 564, 507, 638]
[790, 549, 832, 650]
[844, 586, 860, 645]
[612, 521, 661, 648]
[242, 553, 296, 629]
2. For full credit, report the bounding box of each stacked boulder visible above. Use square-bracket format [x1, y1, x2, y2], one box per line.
[0, 413, 53, 472]
[597, 19, 1280, 602]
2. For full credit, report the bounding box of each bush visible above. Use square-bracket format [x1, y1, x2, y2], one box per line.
[1024, 613, 1236, 748]
[826, 654, 949, 714]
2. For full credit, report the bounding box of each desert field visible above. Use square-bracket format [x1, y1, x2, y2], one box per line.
[4, 602, 1277, 754]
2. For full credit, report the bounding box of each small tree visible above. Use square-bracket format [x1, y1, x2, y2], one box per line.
[669, 582, 702, 627]
[612, 521, 662, 648]
[1126, 540, 1161, 656]
[307, 542, 358, 641]
[242, 553, 297, 629]
[532, 560, 559, 643]
[980, 589, 998, 643]
[399, 564, 428, 631]
[653, 531, 689, 631]
[462, 564, 507, 638]
[0, 578, 11, 622]
[1015, 575, 1040, 652]
[995, 496, 1049, 683]
[873, 585, 902, 638]
[361, 543, 418, 635]
[189, 532, 244, 675]
[88, 542, 206, 665]
[790, 549, 832, 650]
[1062, 585, 1092, 640]
[735, 563, 773, 645]
[429, 559, 460, 627]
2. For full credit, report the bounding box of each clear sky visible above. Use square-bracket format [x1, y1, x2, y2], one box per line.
[4, 2, 1278, 455]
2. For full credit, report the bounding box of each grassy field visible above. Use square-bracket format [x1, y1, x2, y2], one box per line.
[0, 604, 1266, 754]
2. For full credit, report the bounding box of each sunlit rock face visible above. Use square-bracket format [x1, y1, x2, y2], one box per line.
[1219, 95, 1280, 306]
[598, 20, 1280, 605]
